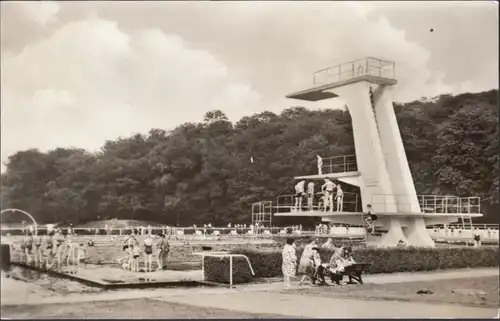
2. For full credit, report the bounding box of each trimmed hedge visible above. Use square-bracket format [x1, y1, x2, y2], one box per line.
[203, 246, 499, 283]
[204, 256, 253, 284]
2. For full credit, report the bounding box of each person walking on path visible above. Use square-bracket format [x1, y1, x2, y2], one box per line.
[298, 238, 317, 285]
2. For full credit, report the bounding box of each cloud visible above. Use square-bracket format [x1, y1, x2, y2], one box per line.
[18, 1, 60, 26]
[1, 2, 498, 171]
[1, 18, 262, 170]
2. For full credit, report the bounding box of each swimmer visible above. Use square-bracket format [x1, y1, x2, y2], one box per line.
[42, 232, 54, 268]
[155, 234, 169, 271]
[53, 229, 65, 268]
[306, 181, 315, 211]
[321, 179, 336, 212]
[22, 232, 34, 264]
[33, 233, 43, 266]
[143, 233, 154, 272]
[117, 244, 131, 270]
[334, 183, 344, 212]
[294, 180, 306, 211]
[124, 229, 140, 272]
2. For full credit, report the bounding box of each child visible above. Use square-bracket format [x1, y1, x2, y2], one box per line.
[363, 204, 378, 234]
[310, 247, 327, 285]
[118, 244, 131, 270]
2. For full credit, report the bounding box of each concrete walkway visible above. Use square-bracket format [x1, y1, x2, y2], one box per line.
[154, 291, 498, 318]
[362, 267, 498, 284]
[2, 267, 498, 318]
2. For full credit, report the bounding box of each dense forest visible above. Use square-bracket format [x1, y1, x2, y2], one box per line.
[1, 90, 498, 226]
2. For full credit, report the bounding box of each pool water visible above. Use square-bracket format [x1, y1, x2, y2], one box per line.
[1, 266, 103, 294]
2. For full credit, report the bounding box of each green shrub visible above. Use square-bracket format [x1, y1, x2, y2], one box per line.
[203, 256, 253, 284]
[204, 245, 499, 283]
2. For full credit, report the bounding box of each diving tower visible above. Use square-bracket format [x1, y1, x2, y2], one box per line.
[269, 57, 482, 247]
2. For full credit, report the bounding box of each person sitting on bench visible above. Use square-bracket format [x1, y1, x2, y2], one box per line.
[328, 246, 356, 284]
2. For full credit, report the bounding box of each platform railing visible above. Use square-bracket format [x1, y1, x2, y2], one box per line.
[319, 154, 358, 175]
[370, 194, 481, 214]
[251, 201, 273, 227]
[276, 192, 358, 213]
[313, 57, 396, 87]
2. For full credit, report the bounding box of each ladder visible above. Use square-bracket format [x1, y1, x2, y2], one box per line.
[460, 198, 474, 231]
[369, 87, 381, 135]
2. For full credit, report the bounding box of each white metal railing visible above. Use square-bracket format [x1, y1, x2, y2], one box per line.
[319, 154, 358, 175]
[276, 192, 358, 213]
[370, 194, 481, 214]
[313, 57, 396, 87]
[193, 252, 255, 288]
[427, 226, 499, 242]
[251, 201, 273, 227]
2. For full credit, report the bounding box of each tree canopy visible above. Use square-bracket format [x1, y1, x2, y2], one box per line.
[1, 90, 498, 226]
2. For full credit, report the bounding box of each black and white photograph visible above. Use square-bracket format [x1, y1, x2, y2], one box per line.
[0, 1, 498, 319]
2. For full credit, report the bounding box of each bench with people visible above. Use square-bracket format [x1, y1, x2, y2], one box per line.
[296, 238, 371, 287]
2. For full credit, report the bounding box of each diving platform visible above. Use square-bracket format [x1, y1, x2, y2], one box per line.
[264, 56, 483, 247]
[274, 209, 482, 226]
[287, 58, 397, 102]
[274, 211, 483, 219]
[295, 154, 361, 186]
[294, 171, 361, 182]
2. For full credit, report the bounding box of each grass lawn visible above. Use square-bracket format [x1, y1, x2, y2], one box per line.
[282, 276, 499, 308]
[1, 298, 292, 319]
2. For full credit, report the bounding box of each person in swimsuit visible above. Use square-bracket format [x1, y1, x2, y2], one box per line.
[43, 232, 54, 268]
[321, 179, 336, 212]
[317, 155, 323, 175]
[363, 204, 378, 234]
[22, 232, 34, 264]
[33, 233, 43, 266]
[53, 230, 65, 268]
[306, 181, 315, 211]
[294, 180, 306, 211]
[117, 244, 131, 270]
[334, 183, 344, 212]
[155, 234, 170, 271]
[124, 229, 140, 272]
[143, 233, 154, 272]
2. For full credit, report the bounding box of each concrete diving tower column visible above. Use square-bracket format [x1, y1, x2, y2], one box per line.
[287, 57, 433, 247]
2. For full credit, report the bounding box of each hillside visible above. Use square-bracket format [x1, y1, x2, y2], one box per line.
[1, 90, 498, 226]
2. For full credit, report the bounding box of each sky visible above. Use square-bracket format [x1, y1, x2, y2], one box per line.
[1, 1, 498, 171]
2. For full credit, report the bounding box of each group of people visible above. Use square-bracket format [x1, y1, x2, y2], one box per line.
[294, 179, 344, 212]
[20, 224, 87, 270]
[118, 229, 170, 272]
[281, 237, 356, 287]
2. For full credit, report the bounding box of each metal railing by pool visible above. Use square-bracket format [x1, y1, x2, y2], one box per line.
[370, 194, 481, 214]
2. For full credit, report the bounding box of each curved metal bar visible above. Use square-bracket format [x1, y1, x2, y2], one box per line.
[1, 208, 38, 236]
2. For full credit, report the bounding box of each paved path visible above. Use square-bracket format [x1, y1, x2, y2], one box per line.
[154, 291, 498, 318]
[362, 267, 498, 284]
[2, 267, 498, 318]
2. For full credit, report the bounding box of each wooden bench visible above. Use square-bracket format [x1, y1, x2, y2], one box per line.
[330, 263, 371, 285]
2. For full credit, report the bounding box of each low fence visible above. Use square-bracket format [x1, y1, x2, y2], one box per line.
[370, 194, 482, 214]
[2, 224, 498, 242]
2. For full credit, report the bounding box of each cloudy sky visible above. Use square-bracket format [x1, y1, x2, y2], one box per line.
[1, 1, 498, 171]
